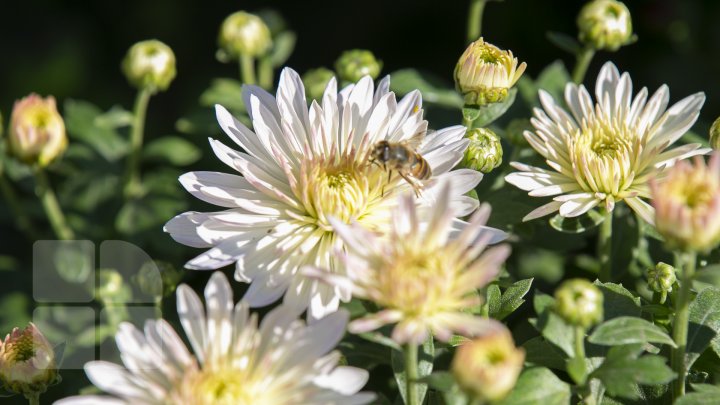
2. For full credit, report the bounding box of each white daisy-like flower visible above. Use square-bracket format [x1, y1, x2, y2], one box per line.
[308, 182, 511, 344]
[165, 68, 505, 319]
[505, 61, 708, 224]
[55, 272, 374, 405]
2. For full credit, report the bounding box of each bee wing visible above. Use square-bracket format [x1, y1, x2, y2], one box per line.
[399, 130, 427, 150]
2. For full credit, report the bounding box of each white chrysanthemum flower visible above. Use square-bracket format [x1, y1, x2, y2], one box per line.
[309, 182, 511, 344]
[505, 62, 708, 224]
[55, 272, 374, 405]
[165, 68, 505, 319]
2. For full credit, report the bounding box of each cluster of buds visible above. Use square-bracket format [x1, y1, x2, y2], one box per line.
[302, 67, 335, 101]
[7, 94, 67, 167]
[651, 154, 720, 253]
[454, 38, 526, 106]
[452, 325, 525, 402]
[334, 49, 382, 83]
[0, 323, 59, 398]
[122, 39, 177, 93]
[577, 0, 633, 51]
[218, 11, 272, 59]
[554, 279, 604, 329]
[462, 128, 503, 173]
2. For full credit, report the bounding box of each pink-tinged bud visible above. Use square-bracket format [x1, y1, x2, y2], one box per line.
[651, 153, 720, 253]
[0, 323, 59, 396]
[8, 94, 67, 167]
[452, 326, 525, 402]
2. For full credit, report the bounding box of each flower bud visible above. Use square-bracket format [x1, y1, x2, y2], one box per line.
[334, 49, 382, 83]
[454, 38, 526, 106]
[96, 269, 132, 304]
[218, 11, 272, 59]
[651, 153, 720, 253]
[8, 94, 67, 167]
[577, 0, 633, 51]
[0, 323, 59, 396]
[302, 68, 335, 101]
[710, 116, 720, 151]
[462, 128, 503, 173]
[452, 327, 525, 402]
[122, 40, 176, 92]
[646, 262, 676, 293]
[554, 279, 603, 329]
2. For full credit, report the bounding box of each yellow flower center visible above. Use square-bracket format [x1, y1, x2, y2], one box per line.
[177, 366, 278, 405]
[6, 332, 36, 363]
[27, 107, 53, 129]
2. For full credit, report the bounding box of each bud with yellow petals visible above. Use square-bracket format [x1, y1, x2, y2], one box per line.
[0, 323, 59, 399]
[8, 94, 67, 167]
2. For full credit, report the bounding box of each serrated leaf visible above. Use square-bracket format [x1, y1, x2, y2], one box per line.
[269, 31, 296, 67]
[144, 136, 201, 166]
[675, 384, 720, 405]
[534, 297, 576, 357]
[486, 284, 501, 317]
[546, 31, 581, 54]
[392, 337, 434, 405]
[494, 278, 533, 320]
[64, 99, 129, 161]
[199, 78, 245, 113]
[589, 317, 676, 348]
[591, 344, 675, 400]
[522, 336, 567, 371]
[389, 69, 463, 108]
[549, 209, 604, 233]
[688, 287, 720, 369]
[497, 367, 571, 405]
[594, 281, 642, 320]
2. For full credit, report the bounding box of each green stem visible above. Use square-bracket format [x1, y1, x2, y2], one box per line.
[0, 173, 39, 239]
[574, 326, 586, 362]
[598, 209, 613, 282]
[404, 343, 419, 405]
[671, 251, 696, 400]
[240, 54, 257, 85]
[572, 47, 595, 84]
[258, 56, 273, 90]
[26, 392, 40, 405]
[123, 87, 152, 199]
[463, 116, 475, 130]
[35, 169, 74, 240]
[466, 0, 487, 43]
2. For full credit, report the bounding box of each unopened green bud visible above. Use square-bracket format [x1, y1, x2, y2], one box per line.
[0, 323, 59, 397]
[8, 94, 67, 167]
[646, 262, 676, 293]
[122, 40, 176, 92]
[455, 38, 526, 106]
[554, 279, 603, 329]
[218, 11, 272, 59]
[710, 117, 720, 150]
[577, 0, 633, 51]
[302, 68, 335, 101]
[452, 327, 525, 402]
[462, 128, 503, 173]
[334, 49, 382, 83]
[96, 269, 132, 304]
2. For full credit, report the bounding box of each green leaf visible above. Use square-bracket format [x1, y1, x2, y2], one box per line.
[421, 371, 457, 393]
[64, 99, 129, 161]
[675, 385, 720, 405]
[389, 69, 463, 108]
[269, 31, 296, 67]
[392, 337, 434, 405]
[176, 108, 224, 136]
[588, 317, 676, 348]
[471, 88, 517, 127]
[567, 356, 588, 385]
[549, 209, 604, 233]
[199, 78, 246, 113]
[546, 31, 581, 54]
[486, 284, 502, 317]
[594, 281, 642, 320]
[494, 278, 533, 320]
[497, 367, 571, 405]
[532, 294, 576, 357]
[144, 136, 202, 166]
[522, 336, 567, 371]
[357, 331, 402, 352]
[688, 287, 720, 369]
[591, 344, 675, 400]
[95, 105, 133, 128]
[517, 61, 571, 107]
[116, 195, 186, 235]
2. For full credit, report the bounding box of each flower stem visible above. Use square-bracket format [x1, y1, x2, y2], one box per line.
[0, 172, 38, 239]
[574, 326, 586, 363]
[123, 87, 152, 199]
[463, 116, 475, 130]
[598, 209, 613, 282]
[26, 392, 40, 405]
[258, 55, 273, 90]
[671, 251, 696, 400]
[240, 54, 257, 85]
[35, 168, 74, 240]
[572, 47, 595, 84]
[404, 343, 419, 405]
[466, 0, 487, 43]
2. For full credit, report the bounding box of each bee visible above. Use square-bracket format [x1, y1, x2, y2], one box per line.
[369, 132, 432, 196]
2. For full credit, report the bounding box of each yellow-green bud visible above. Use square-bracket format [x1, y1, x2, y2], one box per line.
[0, 323, 59, 397]
[646, 262, 676, 293]
[455, 38, 526, 106]
[334, 49, 382, 83]
[96, 269, 132, 304]
[577, 0, 633, 51]
[122, 40, 176, 92]
[710, 116, 720, 150]
[462, 128, 503, 173]
[302, 68, 335, 101]
[8, 94, 67, 167]
[218, 11, 272, 59]
[452, 327, 525, 402]
[554, 279, 603, 329]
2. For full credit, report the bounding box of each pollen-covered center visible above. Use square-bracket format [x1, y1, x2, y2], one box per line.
[177, 366, 281, 405]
